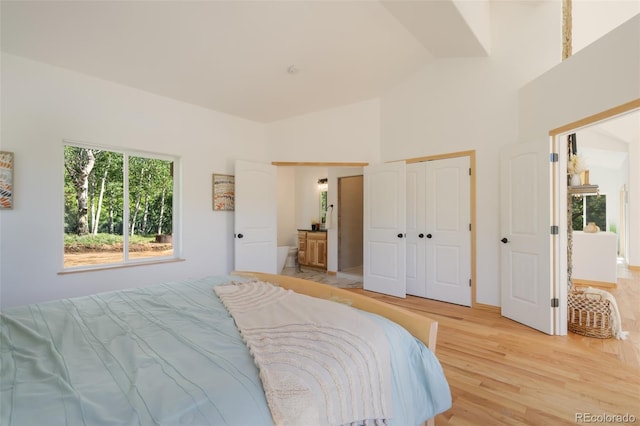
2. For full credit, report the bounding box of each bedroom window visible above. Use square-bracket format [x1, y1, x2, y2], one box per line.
[64, 143, 178, 269]
[571, 194, 606, 231]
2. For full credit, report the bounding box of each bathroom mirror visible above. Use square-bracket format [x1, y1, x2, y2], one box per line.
[320, 190, 327, 228]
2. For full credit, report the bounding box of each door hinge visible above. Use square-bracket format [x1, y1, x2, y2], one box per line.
[469, 279, 472, 287]
[550, 153, 559, 163]
[551, 298, 559, 308]
[469, 167, 472, 176]
[550, 225, 559, 235]
[469, 223, 472, 231]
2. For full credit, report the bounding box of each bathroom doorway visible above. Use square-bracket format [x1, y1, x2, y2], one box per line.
[338, 175, 363, 276]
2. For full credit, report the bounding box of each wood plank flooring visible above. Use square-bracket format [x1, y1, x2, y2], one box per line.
[343, 266, 640, 425]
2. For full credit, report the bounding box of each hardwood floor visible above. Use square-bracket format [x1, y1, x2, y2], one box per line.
[343, 266, 640, 425]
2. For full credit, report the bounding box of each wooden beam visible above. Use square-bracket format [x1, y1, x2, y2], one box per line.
[562, 0, 572, 60]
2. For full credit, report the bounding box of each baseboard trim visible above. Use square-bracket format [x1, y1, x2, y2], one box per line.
[327, 270, 337, 276]
[573, 278, 617, 289]
[473, 303, 500, 314]
[628, 265, 640, 271]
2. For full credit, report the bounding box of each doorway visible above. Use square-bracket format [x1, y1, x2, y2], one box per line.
[273, 162, 368, 278]
[337, 175, 363, 276]
[573, 114, 635, 266]
[550, 101, 639, 335]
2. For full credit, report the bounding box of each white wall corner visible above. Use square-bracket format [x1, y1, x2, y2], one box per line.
[381, 0, 489, 57]
[452, 0, 491, 55]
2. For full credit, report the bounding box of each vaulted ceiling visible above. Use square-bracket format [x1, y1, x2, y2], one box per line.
[581, 111, 640, 170]
[1, 0, 490, 123]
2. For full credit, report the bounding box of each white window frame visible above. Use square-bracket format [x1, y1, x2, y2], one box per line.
[62, 141, 181, 272]
[572, 193, 607, 231]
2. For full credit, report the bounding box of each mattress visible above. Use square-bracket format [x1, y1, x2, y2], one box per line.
[0, 275, 451, 425]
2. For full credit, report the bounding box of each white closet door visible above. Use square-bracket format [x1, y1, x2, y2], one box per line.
[406, 163, 427, 297]
[425, 157, 471, 306]
[363, 162, 406, 298]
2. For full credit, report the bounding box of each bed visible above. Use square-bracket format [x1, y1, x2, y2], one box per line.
[0, 272, 451, 425]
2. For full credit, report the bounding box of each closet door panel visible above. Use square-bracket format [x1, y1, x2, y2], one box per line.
[406, 163, 426, 297]
[425, 157, 471, 306]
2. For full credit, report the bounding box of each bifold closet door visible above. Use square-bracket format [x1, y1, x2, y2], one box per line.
[424, 157, 471, 306]
[406, 163, 427, 297]
[406, 157, 471, 306]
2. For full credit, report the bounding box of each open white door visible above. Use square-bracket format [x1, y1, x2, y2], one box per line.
[500, 143, 554, 334]
[234, 160, 277, 273]
[364, 162, 406, 297]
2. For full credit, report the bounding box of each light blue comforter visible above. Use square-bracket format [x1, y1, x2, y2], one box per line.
[0, 276, 450, 425]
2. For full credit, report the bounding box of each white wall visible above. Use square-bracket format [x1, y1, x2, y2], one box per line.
[293, 167, 328, 231]
[519, 15, 640, 267]
[585, 165, 626, 231]
[266, 99, 381, 164]
[572, 1, 640, 54]
[578, 128, 630, 235]
[276, 167, 296, 247]
[629, 137, 640, 267]
[378, 2, 562, 306]
[453, 0, 491, 54]
[519, 17, 640, 137]
[0, 54, 268, 307]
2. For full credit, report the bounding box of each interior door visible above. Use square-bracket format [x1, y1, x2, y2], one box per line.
[363, 162, 406, 297]
[337, 175, 364, 271]
[500, 143, 553, 334]
[425, 157, 471, 306]
[406, 163, 426, 296]
[234, 160, 277, 273]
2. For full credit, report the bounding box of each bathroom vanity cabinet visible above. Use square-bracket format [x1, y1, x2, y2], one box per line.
[297, 230, 327, 270]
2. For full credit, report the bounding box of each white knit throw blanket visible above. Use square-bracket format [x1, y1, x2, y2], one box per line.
[585, 287, 629, 340]
[215, 281, 392, 426]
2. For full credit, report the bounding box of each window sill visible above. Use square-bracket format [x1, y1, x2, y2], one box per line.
[58, 258, 185, 275]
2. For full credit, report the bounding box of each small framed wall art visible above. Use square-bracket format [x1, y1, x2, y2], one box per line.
[0, 151, 14, 209]
[212, 174, 235, 211]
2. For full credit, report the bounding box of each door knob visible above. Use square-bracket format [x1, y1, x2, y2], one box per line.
[237, 233, 244, 239]
[426, 234, 432, 239]
[397, 233, 404, 238]
[501, 237, 509, 244]
[418, 233, 424, 238]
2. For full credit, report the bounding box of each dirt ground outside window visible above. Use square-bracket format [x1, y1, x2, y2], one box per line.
[64, 243, 173, 268]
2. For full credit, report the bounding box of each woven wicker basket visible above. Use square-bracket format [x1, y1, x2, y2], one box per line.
[567, 288, 613, 339]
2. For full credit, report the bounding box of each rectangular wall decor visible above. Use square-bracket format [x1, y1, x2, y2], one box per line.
[0, 151, 14, 209]
[212, 174, 235, 211]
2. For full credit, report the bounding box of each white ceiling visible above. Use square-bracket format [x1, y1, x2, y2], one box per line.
[2, 0, 636, 146]
[596, 111, 640, 145]
[579, 111, 640, 170]
[1, 0, 489, 123]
